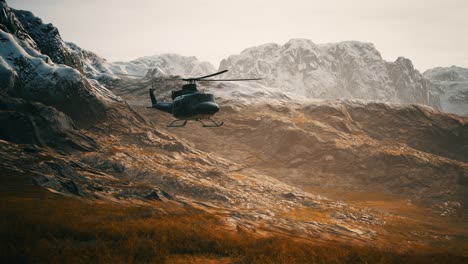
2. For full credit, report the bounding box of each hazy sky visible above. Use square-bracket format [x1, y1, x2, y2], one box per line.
[8, 0, 468, 71]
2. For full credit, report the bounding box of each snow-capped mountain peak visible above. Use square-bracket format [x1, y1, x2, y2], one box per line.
[112, 53, 216, 77]
[424, 65, 468, 82]
[0, 1, 121, 123]
[219, 39, 441, 110]
[424, 66, 468, 116]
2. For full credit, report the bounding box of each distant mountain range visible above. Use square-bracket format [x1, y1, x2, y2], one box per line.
[219, 39, 441, 110]
[66, 37, 468, 116]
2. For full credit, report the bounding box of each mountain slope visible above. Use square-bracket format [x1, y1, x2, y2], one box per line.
[424, 66, 468, 116]
[0, 2, 122, 124]
[12, 8, 81, 70]
[219, 39, 441, 109]
[140, 99, 467, 215]
[65, 41, 118, 80]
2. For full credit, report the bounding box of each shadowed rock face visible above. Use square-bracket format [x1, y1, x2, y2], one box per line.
[0, 93, 98, 152]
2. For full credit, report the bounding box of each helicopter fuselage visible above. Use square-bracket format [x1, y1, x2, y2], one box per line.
[150, 89, 219, 119]
[144, 69, 259, 127]
[172, 92, 220, 119]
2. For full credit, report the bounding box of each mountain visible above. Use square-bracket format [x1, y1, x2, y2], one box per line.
[111, 53, 216, 77]
[64, 44, 217, 82]
[65, 44, 216, 80]
[2, 1, 468, 261]
[424, 66, 468, 116]
[0, 3, 123, 125]
[0, 3, 392, 249]
[65, 41, 118, 80]
[0, 0, 389, 245]
[0, 1, 147, 151]
[219, 39, 441, 109]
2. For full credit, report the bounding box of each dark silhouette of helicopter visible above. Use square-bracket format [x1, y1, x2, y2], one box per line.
[118, 70, 261, 127]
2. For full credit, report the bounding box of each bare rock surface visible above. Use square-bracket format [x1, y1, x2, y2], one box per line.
[0, 92, 98, 152]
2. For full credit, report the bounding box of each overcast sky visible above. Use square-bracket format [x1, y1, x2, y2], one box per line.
[8, 0, 468, 71]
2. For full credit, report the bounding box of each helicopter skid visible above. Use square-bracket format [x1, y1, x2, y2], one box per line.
[166, 118, 223, 128]
[197, 118, 224, 127]
[167, 120, 188, 127]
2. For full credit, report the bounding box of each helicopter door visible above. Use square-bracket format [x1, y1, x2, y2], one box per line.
[173, 98, 189, 119]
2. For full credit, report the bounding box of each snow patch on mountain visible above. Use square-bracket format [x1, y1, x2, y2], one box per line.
[425, 66, 468, 82]
[424, 66, 468, 116]
[0, 1, 121, 122]
[112, 53, 216, 77]
[219, 39, 441, 110]
[12, 8, 82, 70]
[66, 42, 117, 80]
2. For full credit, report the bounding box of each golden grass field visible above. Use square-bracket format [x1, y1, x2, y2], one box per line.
[1, 167, 467, 263]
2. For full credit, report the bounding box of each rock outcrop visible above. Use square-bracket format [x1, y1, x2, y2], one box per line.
[0, 92, 98, 152]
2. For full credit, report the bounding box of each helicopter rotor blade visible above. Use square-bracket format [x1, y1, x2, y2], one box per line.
[198, 78, 262, 82]
[115, 73, 147, 78]
[183, 70, 228, 81]
[115, 73, 183, 82]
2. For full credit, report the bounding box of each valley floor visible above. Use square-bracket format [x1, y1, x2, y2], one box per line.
[1, 165, 467, 263]
[1, 99, 467, 263]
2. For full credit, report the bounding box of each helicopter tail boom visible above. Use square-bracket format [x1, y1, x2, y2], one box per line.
[149, 89, 158, 105]
[148, 89, 173, 114]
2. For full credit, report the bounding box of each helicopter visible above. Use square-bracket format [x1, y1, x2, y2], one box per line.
[117, 70, 261, 127]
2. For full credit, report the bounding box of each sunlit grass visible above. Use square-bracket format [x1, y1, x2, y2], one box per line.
[1, 168, 467, 263]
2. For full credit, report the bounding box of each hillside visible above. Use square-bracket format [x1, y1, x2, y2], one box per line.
[142, 100, 467, 213]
